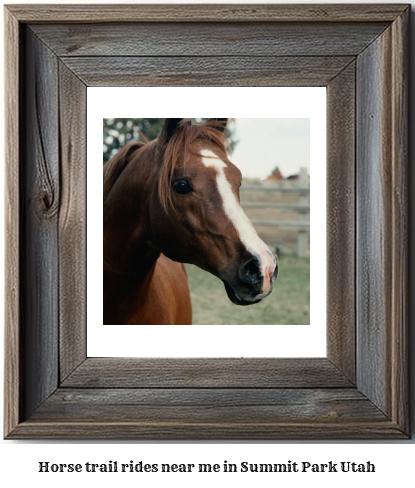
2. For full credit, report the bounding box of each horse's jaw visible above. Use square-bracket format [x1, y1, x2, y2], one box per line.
[222, 279, 264, 306]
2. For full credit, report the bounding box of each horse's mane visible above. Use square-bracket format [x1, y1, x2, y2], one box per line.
[103, 141, 146, 201]
[158, 119, 232, 212]
[103, 120, 231, 211]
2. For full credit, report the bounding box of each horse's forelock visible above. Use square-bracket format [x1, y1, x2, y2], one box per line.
[158, 120, 231, 213]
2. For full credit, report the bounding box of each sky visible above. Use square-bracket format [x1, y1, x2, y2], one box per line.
[230, 118, 310, 180]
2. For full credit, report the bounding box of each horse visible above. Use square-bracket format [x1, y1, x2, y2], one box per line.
[103, 118, 278, 325]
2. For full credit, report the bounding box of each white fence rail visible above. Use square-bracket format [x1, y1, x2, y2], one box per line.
[241, 168, 310, 257]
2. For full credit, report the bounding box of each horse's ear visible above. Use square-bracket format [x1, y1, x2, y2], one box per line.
[207, 118, 228, 133]
[160, 118, 183, 144]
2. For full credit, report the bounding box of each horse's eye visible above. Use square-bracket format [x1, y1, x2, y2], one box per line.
[173, 178, 193, 195]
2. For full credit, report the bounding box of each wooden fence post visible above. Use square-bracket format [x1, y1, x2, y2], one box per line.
[297, 167, 308, 257]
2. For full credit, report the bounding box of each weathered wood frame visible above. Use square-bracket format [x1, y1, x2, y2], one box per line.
[4, 4, 409, 439]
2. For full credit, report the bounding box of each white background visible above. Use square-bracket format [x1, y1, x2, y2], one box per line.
[1, 0, 414, 486]
[88, 88, 326, 357]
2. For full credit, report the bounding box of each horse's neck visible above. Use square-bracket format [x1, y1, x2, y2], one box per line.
[103, 259, 158, 325]
[103, 145, 165, 324]
[104, 202, 161, 324]
[103, 154, 158, 275]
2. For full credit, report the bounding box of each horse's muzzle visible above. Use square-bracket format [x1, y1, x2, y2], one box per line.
[222, 279, 262, 306]
[222, 260, 278, 306]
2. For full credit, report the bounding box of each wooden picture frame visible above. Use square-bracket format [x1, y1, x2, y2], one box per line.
[4, 4, 409, 439]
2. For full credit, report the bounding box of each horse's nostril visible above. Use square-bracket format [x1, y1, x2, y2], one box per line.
[239, 258, 261, 284]
[272, 261, 279, 282]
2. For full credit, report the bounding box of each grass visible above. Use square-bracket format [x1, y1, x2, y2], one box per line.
[185, 255, 310, 325]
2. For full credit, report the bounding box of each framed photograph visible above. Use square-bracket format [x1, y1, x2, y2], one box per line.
[4, 4, 409, 439]
[91, 91, 326, 358]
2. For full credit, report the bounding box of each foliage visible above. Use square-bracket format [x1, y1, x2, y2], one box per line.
[103, 118, 238, 164]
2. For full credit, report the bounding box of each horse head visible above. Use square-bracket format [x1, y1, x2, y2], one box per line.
[149, 118, 278, 306]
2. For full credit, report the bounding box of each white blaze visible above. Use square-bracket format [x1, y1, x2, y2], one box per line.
[201, 149, 276, 295]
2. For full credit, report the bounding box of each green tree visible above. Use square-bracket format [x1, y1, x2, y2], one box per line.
[103, 118, 237, 164]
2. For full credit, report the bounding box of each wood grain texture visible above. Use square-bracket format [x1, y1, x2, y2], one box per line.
[61, 56, 354, 87]
[58, 63, 87, 382]
[8, 418, 406, 441]
[326, 62, 356, 383]
[356, 28, 390, 418]
[356, 32, 390, 416]
[356, 14, 408, 431]
[31, 22, 388, 57]
[4, 6, 21, 438]
[62, 358, 352, 388]
[21, 28, 60, 420]
[389, 8, 409, 433]
[32, 388, 386, 422]
[3, 4, 410, 440]
[6, 4, 409, 23]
